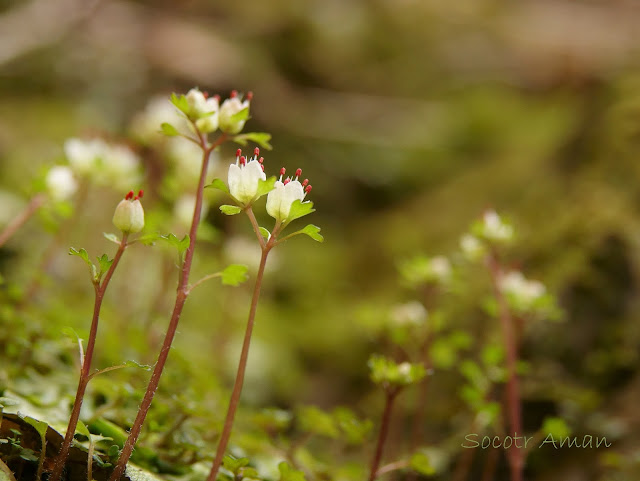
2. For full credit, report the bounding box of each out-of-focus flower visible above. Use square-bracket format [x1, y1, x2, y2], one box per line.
[45, 166, 77, 201]
[400, 255, 451, 286]
[391, 301, 428, 327]
[499, 271, 546, 311]
[113, 190, 145, 234]
[64, 138, 142, 191]
[477, 210, 514, 243]
[130, 96, 188, 144]
[460, 234, 485, 261]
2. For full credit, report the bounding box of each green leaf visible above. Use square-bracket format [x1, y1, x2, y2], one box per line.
[160, 234, 190, 255]
[220, 205, 242, 215]
[297, 406, 339, 439]
[160, 122, 180, 137]
[103, 232, 121, 245]
[299, 224, 324, 242]
[259, 227, 270, 240]
[123, 360, 153, 371]
[69, 247, 97, 281]
[278, 462, 306, 481]
[410, 452, 435, 475]
[97, 254, 113, 277]
[76, 420, 92, 439]
[206, 178, 229, 194]
[232, 132, 273, 150]
[136, 232, 162, 246]
[286, 200, 315, 224]
[222, 455, 250, 475]
[229, 106, 250, 124]
[255, 176, 276, 198]
[221, 264, 249, 286]
[170, 93, 189, 115]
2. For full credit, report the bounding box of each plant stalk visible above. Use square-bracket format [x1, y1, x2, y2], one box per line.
[487, 252, 524, 481]
[368, 388, 399, 481]
[50, 234, 129, 481]
[108, 134, 223, 481]
[0, 193, 45, 248]
[206, 235, 272, 481]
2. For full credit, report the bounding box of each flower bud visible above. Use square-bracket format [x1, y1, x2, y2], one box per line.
[186, 88, 219, 133]
[112, 191, 144, 233]
[45, 166, 78, 201]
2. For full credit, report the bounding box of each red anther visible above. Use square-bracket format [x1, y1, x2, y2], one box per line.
[295, 168, 302, 178]
[230, 90, 238, 98]
[236, 148, 242, 157]
[258, 157, 264, 164]
[134, 196, 139, 201]
[254, 147, 260, 156]
[240, 156, 246, 165]
[305, 185, 312, 194]
[261, 164, 265, 171]
[280, 167, 286, 176]
[213, 94, 220, 102]
[302, 179, 309, 187]
[283, 178, 291, 185]
[246, 91, 253, 101]
[138, 190, 144, 198]
[203, 91, 209, 99]
[125, 190, 134, 200]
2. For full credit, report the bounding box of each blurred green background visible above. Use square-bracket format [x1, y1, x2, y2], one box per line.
[1, 1, 640, 480]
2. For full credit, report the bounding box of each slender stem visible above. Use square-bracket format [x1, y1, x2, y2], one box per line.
[368, 388, 399, 481]
[245, 207, 266, 249]
[375, 460, 410, 477]
[187, 272, 222, 294]
[109, 133, 225, 481]
[207, 241, 272, 481]
[50, 234, 129, 481]
[487, 252, 523, 481]
[0, 193, 46, 248]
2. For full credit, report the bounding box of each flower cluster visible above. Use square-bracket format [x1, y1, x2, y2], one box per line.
[399, 255, 452, 287]
[64, 138, 141, 190]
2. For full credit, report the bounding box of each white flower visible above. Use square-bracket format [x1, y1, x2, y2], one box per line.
[398, 362, 412, 383]
[130, 96, 188, 144]
[460, 234, 485, 260]
[186, 88, 219, 133]
[64, 138, 107, 175]
[228, 148, 266, 205]
[45, 166, 77, 201]
[266, 167, 311, 222]
[391, 301, 428, 327]
[112, 190, 145, 233]
[481, 210, 514, 243]
[500, 271, 546, 308]
[219, 90, 251, 134]
[430, 256, 452, 282]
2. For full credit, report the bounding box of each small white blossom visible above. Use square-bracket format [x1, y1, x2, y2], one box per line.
[391, 301, 428, 327]
[266, 167, 311, 222]
[460, 234, 485, 260]
[228, 148, 266, 206]
[130, 96, 188, 144]
[398, 362, 413, 383]
[219, 90, 251, 134]
[480, 210, 514, 243]
[112, 190, 145, 233]
[45, 166, 77, 201]
[186, 88, 219, 133]
[64, 138, 108, 175]
[500, 271, 546, 309]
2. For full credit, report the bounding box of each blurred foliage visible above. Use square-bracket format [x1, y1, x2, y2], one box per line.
[2, 0, 640, 480]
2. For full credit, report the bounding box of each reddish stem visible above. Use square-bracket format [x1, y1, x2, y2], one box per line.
[108, 133, 225, 481]
[50, 233, 129, 481]
[487, 252, 524, 481]
[206, 219, 275, 481]
[0, 193, 46, 248]
[368, 388, 399, 481]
